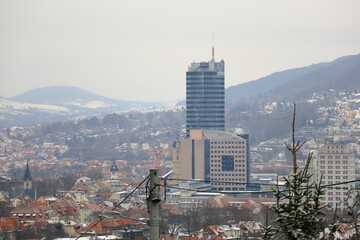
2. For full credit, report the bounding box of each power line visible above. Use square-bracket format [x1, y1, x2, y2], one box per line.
[322, 179, 360, 189]
[161, 178, 360, 195]
[168, 178, 360, 189]
[75, 177, 360, 238]
[167, 178, 278, 186]
[75, 175, 150, 240]
[161, 184, 274, 194]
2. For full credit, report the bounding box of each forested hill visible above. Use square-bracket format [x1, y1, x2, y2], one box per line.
[226, 54, 360, 104]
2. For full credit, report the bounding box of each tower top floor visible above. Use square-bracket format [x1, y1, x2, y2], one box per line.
[320, 137, 352, 153]
[188, 60, 224, 73]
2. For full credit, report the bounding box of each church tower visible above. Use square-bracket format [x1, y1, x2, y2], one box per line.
[24, 161, 32, 189]
[110, 160, 119, 179]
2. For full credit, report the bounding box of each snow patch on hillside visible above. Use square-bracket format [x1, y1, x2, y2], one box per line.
[66, 100, 115, 109]
[0, 99, 69, 113]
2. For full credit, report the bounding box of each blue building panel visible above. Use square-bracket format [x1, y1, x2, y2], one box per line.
[221, 155, 234, 171]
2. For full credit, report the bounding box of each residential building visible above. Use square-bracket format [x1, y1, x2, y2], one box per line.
[165, 181, 220, 212]
[173, 130, 249, 191]
[186, 50, 225, 135]
[312, 137, 356, 209]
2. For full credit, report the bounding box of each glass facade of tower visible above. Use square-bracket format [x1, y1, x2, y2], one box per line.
[186, 60, 225, 135]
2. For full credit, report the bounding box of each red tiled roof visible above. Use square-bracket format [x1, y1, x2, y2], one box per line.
[82, 217, 144, 234]
[83, 203, 103, 213]
[28, 202, 48, 208]
[52, 202, 79, 216]
[204, 225, 223, 236]
[0, 217, 26, 232]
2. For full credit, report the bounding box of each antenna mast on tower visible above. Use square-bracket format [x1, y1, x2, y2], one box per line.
[211, 35, 215, 62]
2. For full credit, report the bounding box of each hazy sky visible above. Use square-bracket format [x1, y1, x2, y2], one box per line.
[1, 1, 360, 102]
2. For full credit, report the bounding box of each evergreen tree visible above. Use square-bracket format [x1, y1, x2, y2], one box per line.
[263, 103, 325, 240]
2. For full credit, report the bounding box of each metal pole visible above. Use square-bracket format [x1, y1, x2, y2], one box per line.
[149, 168, 160, 240]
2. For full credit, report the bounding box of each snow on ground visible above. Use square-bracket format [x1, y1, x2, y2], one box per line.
[0, 99, 69, 113]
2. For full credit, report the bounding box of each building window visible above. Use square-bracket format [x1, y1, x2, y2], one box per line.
[222, 155, 234, 171]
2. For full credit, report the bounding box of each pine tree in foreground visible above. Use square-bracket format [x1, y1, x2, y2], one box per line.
[263, 103, 325, 240]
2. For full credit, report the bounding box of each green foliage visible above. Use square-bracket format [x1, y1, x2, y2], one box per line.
[263, 103, 325, 239]
[269, 157, 325, 239]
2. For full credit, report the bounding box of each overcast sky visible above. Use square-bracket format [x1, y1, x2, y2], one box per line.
[1, 0, 360, 102]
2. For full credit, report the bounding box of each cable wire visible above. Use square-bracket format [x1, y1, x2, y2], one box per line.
[167, 178, 360, 189]
[75, 177, 360, 238]
[75, 174, 150, 240]
[167, 178, 279, 186]
[161, 178, 360, 195]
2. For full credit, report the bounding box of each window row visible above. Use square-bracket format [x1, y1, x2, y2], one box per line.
[211, 145, 245, 149]
[211, 151, 245, 155]
[319, 160, 349, 164]
[320, 165, 348, 169]
[211, 159, 245, 163]
[211, 182, 245, 186]
[325, 175, 349, 180]
[210, 165, 245, 169]
[212, 141, 245, 145]
[210, 173, 246, 176]
[319, 156, 349, 160]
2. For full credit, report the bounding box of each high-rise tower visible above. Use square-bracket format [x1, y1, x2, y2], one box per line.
[311, 137, 356, 209]
[186, 49, 225, 136]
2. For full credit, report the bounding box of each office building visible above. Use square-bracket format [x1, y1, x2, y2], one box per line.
[186, 50, 225, 135]
[312, 137, 356, 209]
[173, 130, 249, 191]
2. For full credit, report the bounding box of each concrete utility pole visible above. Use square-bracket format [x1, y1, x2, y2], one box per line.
[149, 168, 160, 240]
